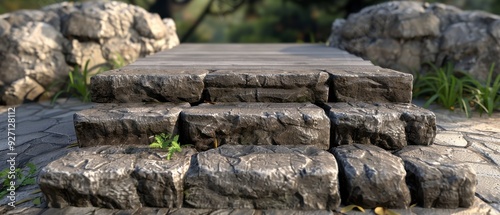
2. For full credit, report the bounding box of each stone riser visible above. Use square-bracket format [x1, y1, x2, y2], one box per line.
[74, 102, 436, 151]
[90, 66, 413, 104]
[38, 144, 477, 210]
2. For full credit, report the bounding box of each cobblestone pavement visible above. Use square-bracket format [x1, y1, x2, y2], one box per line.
[0, 99, 499, 215]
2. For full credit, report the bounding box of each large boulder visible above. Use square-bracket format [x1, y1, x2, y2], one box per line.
[0, 1, 180, 105]
[328, 1, 500, 81]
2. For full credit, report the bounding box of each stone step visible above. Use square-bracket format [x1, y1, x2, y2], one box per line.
[331, 144, 412, 209]
[394, 146, 477, 209]
[38, 146, 196, 209]
[73, 103, 190, 147]
[180, 103, 330, 151]
[74, 102, 436, 150]
[38, 144, 477, 210]
[324, 102, 436, 150]
[38, 145, 341, 210]
[90, 44, 413, 104]
[331, 144, 477, 209]
[183, 145, 341, 210]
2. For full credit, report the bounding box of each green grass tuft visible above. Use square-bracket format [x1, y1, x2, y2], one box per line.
[413, 63, 500, 117]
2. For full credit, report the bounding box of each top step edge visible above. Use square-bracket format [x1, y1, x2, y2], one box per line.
[95, 65, 412, 77]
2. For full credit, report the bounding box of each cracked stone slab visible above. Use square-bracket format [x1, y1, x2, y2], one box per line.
[331, 144, 411, 209]
[38, 146, 196, 209]
[394, 146, 477, 208]
[467, 163, 500, 204]
[90, 68, 208, 103]
[434, 131, 470, 147]
[324, 102, 436, 150]
[74, 102, 189, 147]
[204, 70, 329, 103]
[326, 66, 413, 103]
[183, 145, 340, 210]
[180, 103, 330, 151]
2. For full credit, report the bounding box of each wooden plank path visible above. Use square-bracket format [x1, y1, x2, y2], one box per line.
[129, 44, 373, 68]
[91, 44, 413, 104]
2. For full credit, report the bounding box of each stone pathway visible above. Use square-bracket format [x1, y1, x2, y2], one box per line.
[0, 98, 498, 214]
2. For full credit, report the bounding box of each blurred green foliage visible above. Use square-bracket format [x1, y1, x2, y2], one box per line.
[2, 0, 500, 43]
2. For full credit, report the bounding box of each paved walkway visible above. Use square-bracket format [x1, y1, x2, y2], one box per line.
[0, 98, 499, 214]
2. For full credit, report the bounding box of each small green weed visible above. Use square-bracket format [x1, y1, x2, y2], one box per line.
[49, 53, 127, 104]
[149, 134, 182, 160]
[413, 63, 500, 117]
[51, 60, 92, 103]
[0, 162, 37, 199]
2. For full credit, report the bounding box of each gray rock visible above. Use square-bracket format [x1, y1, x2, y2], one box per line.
[183, 145, 341, 210]
[394, 146, 477, 208]
[134, 12, 167, 39]
[0, 19, 9, 37]
[326, 66, 413, 103]
[90, 68, 208, 103]
[180, 103, 330, 151]
[324, 102, 436, 150]
[74, 102, 189, 147]
[328, 1, 500, 81]
[204, 70, 329, 103]
[38, 147, 196, 209]
[331, 144, 411, 208]
[64, 40, 107, 75]
[1, 77, 48, 105]
[0, 1, 180, 105]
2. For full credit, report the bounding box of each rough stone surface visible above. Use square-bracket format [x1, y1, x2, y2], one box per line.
[2, 207, 340, 215]
[74, 103, 189, 147]
[2, 98, 500, 214]
[38, 146, 196, 209]
[90, 68, 208, 103]
[331, 144, 411, 208]
[0, 1, 179, 105]
[180, 103, 330, 151]
[394, 146, 477, 208]
[328, 1, 500, 81]
[183, 145, 341, 210]
[324, 102, 436, 150]
[326, 66, 413, 103]
[204, 70, 329, 103]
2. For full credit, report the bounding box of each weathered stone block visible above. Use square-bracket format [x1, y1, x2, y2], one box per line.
[331, 144, 411, 208]
[183, 145, 341, 210]
[180, 103, 330, 151]
[326, 66, 413, 103]
[90, 68, 207, 103]
[324, 102, 436, 150]
[204, 70, 329, 103]
[394, 146, 477, 208]
[38, 147, 195, 209]
[74, 103, 189, 147]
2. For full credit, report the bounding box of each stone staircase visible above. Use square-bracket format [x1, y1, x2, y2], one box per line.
[37, 44, 477, 212]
